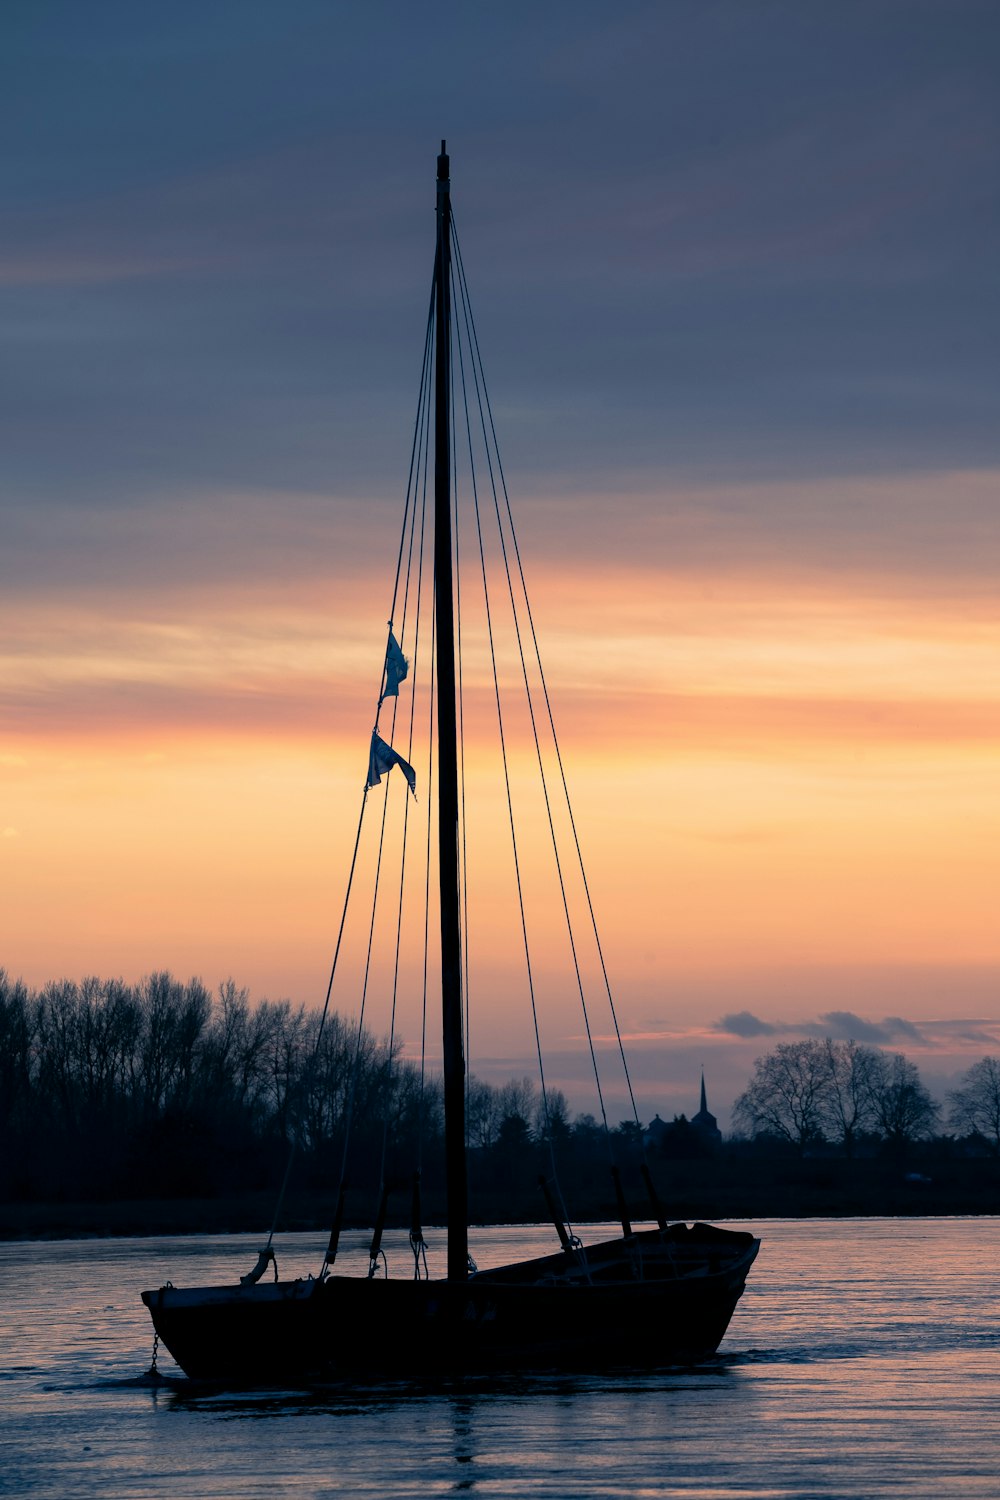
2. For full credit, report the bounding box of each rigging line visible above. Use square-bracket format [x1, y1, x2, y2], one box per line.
[453, 230, 614, 1152]
[323, 670, 406, 1271]
[377, 317, 434, 1197]
[378, 800, 409, 1202]
[452, 250, 557, 1161]
[289, 281, 436, 1270]
[333, 711, 396, 1201]
[271, 781, 369, 1257]
[377, 290, 435, 723]
[384, 281, 436, 641]
[452, 220, 643, 1135]
[277, 326, 435, 1257]
[275, 333, 440, 1255]
[417, 588, 436, 1173]
[329, 298, 435, 1254]
[413, 320, 435, 1177]
[451, 331, 473, 1125]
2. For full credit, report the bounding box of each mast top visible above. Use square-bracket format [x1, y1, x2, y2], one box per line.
[438, 141, 449, 182]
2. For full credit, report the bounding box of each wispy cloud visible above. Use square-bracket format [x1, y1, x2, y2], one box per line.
[919, 1019, 1000, 1048]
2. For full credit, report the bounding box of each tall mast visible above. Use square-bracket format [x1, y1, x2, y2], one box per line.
[434, 140, 468, 1281]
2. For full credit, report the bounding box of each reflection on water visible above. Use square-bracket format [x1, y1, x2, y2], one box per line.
[2, 1220, 999, 1498]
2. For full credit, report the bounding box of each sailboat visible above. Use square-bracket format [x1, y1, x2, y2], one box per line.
[141, 145, 759, 1383]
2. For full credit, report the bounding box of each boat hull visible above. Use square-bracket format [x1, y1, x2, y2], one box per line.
[141, 1224, 759, 1383]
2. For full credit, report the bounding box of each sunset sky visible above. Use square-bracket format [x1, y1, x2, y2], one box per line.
[3, 2, 999, 1126]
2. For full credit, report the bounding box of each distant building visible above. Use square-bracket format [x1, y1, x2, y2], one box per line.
[690, 1070, 722, 1148]
[644, 1071, 723, 1154]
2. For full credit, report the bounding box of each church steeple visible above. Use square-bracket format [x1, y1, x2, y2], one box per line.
[691, 1067, 721, 1147]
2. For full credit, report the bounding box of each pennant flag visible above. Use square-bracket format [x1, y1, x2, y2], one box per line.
[368, 732, 417, 798]
[381, 631, 409, 701]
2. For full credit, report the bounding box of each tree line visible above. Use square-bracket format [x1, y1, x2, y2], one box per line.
[732, 1039, 1000, 1158]
[0, 969, 611, 1214]
[2, 971, 998, 1220]
[0, 969, 409, 1203]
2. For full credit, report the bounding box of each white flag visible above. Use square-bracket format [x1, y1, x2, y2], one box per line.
[368, 732, 417, 798]
[382, 632, 409, 700]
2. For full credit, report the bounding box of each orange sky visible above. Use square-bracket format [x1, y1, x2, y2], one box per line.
[5, 469, 1000, 1120]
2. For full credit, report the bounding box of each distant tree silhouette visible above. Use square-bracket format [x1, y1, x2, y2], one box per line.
[732, 1041, 830, 1150]
[818, 1039, 882, 1157]
[2, 968, 967, 1221]
[865, 1051, 939, 1156]
[0, 971, 595, 1215]
[948, 1057, 1000, 1156]
[732, 1039, 939, 1158]
[0, 972, 34, 1145]
[0, 971, 425, 1202]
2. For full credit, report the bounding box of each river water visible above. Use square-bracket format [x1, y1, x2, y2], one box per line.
[1, 1218, 998, 1499]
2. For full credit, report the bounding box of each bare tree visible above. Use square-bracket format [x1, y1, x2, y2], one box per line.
[535, 1087, 571, 1146]
[732, 1041, 830, 1149]
[818, 1039, 881, 1157]
[865, 1051, 939, 1153]
[300, 1010, 355, 1152]
[0, 971, 35, 1136]
[36, 979, 82, 1127]
[262, 999, 309, 1142]
[467, 1077, 503, 1149]
[497, 1076, 538, 1128]
[466, 1076, 542, 1149]
[948, 1057, 1000, 1155]
[138, 972, 193, 1116]
[76, 976, 141, 1120]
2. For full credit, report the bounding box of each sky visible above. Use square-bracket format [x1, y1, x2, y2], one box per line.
[3, 1, 1000, 1128]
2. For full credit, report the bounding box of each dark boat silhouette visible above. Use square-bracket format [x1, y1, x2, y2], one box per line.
[141, 145, 759, 1383]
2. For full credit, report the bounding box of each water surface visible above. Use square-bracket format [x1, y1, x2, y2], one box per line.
[2, 1219, 998, 1498]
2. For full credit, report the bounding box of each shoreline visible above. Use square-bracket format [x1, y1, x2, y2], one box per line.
[3, 1182, 998, 1242]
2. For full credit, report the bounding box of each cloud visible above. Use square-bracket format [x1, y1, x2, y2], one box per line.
[881, 1016, 930, 1045]
[920, 1019, 1000, 1049]
[811, 1011, 929, 1046]
[712, 1010, 1000, 1053]
[714, 1008, 945, 1048]
[716, 1010, 778, 1039]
